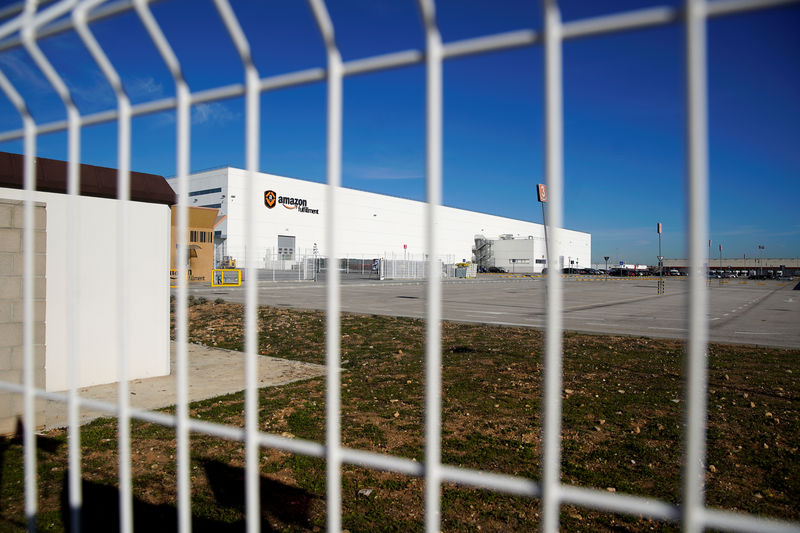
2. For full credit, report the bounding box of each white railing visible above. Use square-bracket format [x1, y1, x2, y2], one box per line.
[1, 1, 798, 532]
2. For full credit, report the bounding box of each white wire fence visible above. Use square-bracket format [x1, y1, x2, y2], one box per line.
[257, 253, 441, 281]
[0, 1, 798, 532]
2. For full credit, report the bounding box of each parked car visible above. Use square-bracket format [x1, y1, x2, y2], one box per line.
[487, 266, 506, 273]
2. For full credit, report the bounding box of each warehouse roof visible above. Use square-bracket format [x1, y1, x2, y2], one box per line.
[0, 151, 175, 205]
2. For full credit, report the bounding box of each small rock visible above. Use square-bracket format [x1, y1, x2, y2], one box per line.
[617, 390, 625, 394]
[765, 412, 773, 418]
[393, 411, 399, 418]
[750, 402, 756, 408]
[606, 487, 616, 492]
[632, 426, 641, 434]
[709, 465, 717, 473]
[724, 374, 730, 381]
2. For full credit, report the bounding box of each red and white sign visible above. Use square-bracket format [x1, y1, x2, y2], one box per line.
[537, 183, 547, 203]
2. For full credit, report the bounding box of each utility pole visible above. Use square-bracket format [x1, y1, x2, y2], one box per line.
[657, 222, 664, 295]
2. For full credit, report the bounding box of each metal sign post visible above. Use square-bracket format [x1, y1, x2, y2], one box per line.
[537, 184, 549, 275]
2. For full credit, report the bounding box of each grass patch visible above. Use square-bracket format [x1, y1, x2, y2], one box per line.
[0, 302, 797, 531]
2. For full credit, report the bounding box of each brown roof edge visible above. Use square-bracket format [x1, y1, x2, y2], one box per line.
[0, 151, 175, 205]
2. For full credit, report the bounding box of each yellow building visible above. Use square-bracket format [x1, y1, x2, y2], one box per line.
[170, 206, 221, 283]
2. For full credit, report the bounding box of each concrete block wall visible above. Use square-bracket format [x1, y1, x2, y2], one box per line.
[0, 199, 46, 435]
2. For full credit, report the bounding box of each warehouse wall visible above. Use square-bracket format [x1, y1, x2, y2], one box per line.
[0, 188, 170, 392]
[174, 168, 591, 268]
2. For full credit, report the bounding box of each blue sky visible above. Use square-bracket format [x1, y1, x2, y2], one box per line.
[0, 0, 797, 265]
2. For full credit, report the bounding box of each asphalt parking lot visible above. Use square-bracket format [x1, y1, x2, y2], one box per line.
[184, 275, 800, 349]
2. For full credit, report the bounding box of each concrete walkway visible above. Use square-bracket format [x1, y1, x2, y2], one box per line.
[44, 343, 326, 430]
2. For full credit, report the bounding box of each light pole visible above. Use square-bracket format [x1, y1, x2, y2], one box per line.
[708, 239, 712, 275]
[313, 243, 319, 282]
[758, 244, 765, 276]
[604, 256, 609, 280]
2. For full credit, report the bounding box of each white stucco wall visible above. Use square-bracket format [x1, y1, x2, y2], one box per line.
[487, 233, 592, 273]
[0, 188, 170, 391]
[170, 168, 591, 268]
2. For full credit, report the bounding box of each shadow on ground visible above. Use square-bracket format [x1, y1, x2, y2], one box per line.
[55, 460, 314, 532]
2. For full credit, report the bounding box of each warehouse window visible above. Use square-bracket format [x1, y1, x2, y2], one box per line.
[200, 203, 222, 209]
[189, 231, 211, 243]
[189, 187, 222, 197]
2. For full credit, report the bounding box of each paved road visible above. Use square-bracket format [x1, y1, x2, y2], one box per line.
[184, 276, 800, 349]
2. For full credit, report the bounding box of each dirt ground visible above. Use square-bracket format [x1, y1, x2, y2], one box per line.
[0, 302, 797, 532]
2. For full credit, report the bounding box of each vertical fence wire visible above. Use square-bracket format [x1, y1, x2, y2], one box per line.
[241, 26, 263, 533]
[71, 4, 143, 532]
[18, 2, 51, 530]
[20, 3, 85, 531]
[682, 0, 710, 532]
[306, 2, 344, 530]
[416, 1, 443, 531]
[540, 0, 565, 531]
[0, 9, 37, 529]
[206, 1, 266, 528]
[130, 1, 195, 528]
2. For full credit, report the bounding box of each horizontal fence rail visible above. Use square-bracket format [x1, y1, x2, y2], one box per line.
[1, 0, 798, 532]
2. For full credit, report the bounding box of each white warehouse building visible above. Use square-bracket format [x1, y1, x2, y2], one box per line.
[168, 167, 590, 273]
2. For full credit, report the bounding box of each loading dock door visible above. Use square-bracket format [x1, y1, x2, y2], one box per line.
[278, 235, 295, 260]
